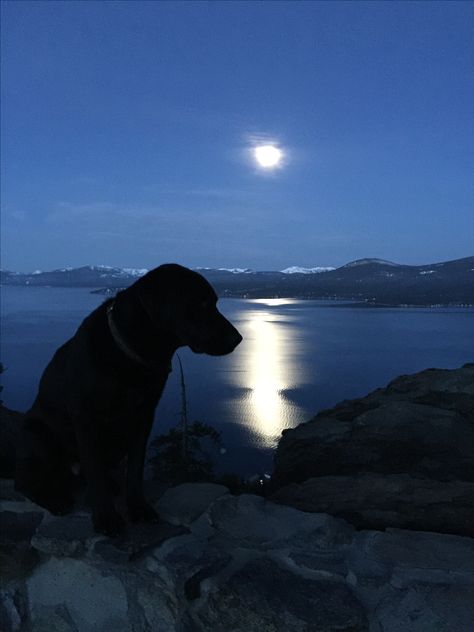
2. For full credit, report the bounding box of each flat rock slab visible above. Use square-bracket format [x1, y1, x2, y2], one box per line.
[193, 558, 368, 632]
[156, 482, 229, 526]
[207, 493, 353, 550]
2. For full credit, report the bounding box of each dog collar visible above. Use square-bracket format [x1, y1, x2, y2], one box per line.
[106, 302, 153, 368]
[106, 302, 173, 374]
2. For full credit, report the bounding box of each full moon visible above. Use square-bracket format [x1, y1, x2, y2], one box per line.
[254, 145, 283, 169]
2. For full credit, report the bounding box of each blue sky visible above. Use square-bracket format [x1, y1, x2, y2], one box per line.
[1, 0, 473, 271]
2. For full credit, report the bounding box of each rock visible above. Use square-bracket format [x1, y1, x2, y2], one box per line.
[1, 478, 473, 631]
[207, 493, 353, 551]
[348, 528, 474, 586]
[272, 364, 474, 535]
[193, 558, 369, 632]
[32, 514, 97, 556]
[94, 520, 188, 563]
[271, 474, 474, 536]
[27, 558, 129, 632]
[147, 533, 232, 601]
[0, 588, 23, 632]
[156, 482, 229, 526]
[2, 365, 474, 631]
[373, 584, 474, 632]
[134, 576, 180, 631]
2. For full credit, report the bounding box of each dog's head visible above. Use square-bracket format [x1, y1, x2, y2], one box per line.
[136, 264, 242, 356]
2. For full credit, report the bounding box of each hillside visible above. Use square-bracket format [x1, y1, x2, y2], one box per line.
[1, 257, 473, 306]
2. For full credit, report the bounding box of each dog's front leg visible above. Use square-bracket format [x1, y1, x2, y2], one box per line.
[126, 409, 160, 524]
[74, 415, 125, 536]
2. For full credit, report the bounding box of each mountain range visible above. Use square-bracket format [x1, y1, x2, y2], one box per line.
[1, 257, 473, 306]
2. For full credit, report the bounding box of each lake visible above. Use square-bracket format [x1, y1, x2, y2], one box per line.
[1, 286, 473, 478]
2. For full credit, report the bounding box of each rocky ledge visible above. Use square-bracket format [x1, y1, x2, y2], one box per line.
[1, 363, 474, 631]
[272, 363, 474, 537]
[1, 480, 474, 632]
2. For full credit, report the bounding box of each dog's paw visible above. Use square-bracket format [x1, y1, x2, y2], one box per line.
[28, 492, 74, 516]
[47, 497, 74, 516]
[93, 507, 125, 537]
[128, 499, 160, 524]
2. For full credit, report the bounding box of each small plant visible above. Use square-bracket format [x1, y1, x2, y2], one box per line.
[149, 356, 223, 484]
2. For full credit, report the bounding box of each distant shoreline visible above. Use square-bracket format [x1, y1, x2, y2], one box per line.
[4, 284, 471, 309]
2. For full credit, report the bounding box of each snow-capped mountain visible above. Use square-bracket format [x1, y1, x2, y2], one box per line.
[1, 257, 473, 305]
[281, 266, 336, 274]
[196, 267, 254, 274]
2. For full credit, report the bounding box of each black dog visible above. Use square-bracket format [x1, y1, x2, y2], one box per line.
[15, 264, 242, 535]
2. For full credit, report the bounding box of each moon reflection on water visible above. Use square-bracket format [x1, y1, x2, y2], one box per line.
[232, 299, 307, 448]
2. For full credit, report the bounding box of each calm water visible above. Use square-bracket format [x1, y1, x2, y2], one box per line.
[1, 286, 473, 477]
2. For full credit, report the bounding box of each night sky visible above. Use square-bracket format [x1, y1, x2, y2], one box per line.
[2, 1, 473, 272]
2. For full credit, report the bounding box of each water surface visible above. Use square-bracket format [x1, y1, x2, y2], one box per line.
[2, 287, 473, 476]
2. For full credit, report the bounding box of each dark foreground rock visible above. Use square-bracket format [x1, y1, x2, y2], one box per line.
[2, 481, 474, 631]
[272, 364, 474, 536]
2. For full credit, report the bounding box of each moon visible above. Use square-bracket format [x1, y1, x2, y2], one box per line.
[254, 145, 283, 169]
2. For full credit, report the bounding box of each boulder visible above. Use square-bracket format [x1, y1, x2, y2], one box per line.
[272, 364, 474, 535]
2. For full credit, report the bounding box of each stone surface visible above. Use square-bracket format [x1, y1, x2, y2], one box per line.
[349, 528, 474, 584]
[271, 474, 474, 536]
[374, 584, 474, 632]
[134, 576, 180, 631]
[2, 365, 474, 631]
[193, 558, 369, 632]
[94, 520, 188, 563]
[1, 480, 473, 632]
[272, 364, 474, 535]
[207, 493, 353, 550]
[0, 588, 23, 632]
[148, 533, 232, 601]
[27, 558, 129, 632]
[156, 482, 229, 526]
[32, 513, 96, 557]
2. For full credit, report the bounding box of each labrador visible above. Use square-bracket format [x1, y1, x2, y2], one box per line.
[15, 264, 242, 535]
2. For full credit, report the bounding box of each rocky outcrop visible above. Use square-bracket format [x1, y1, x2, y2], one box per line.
[2, 480, 474, 632]
[2, 363, 474, 630]
[272, 364, 474, 536]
